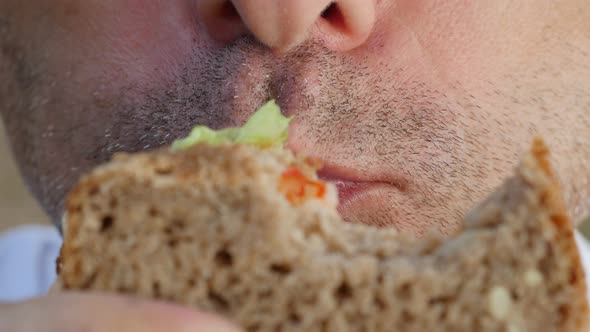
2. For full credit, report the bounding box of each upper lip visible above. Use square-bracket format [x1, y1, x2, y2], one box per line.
[316, 160, 409, 192]
[273, 92, 409, 192]
[285, 123, 409, 193]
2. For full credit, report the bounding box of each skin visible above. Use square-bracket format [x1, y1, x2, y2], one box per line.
[0, 0, 589, 330]
[0, 292, 241, 332]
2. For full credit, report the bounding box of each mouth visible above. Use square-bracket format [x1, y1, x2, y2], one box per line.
[316, 162, 408, 217]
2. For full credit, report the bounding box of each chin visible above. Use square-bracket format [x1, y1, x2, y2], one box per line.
[336, 185, 457, 237]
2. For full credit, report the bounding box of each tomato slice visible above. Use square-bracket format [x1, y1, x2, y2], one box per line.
[279, 167, 326, 206]
[303, 157, 324, 170]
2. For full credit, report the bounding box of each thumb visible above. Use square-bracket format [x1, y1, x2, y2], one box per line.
[0, 292, 242, 332]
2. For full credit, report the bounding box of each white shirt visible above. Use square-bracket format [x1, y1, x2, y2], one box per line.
[1, 225, 590, 303]
[0, 225, 61, 302]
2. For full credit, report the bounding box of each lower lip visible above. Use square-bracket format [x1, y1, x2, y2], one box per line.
[333, 181, 369, 203]
[331, 181, 390, 212]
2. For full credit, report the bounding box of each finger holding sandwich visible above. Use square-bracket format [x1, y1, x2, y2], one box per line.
[0, 292, 242, 332]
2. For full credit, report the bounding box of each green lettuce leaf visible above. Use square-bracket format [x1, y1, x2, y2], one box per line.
[171, 100, 292, 150]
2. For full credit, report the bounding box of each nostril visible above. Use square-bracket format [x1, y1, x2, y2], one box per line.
[219, 1, 240, 21]
[198, 0, 248, 44]
[314, 0, 375, 52]
[321, 3, 337, 19]
[320, 3, 347, 31]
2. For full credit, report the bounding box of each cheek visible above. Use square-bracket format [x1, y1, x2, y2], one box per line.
[102, 1, 201, 83]
[45, 0, 202, 91]
[368, 1, 513, 90]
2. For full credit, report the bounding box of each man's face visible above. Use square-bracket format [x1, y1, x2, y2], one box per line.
[1, 0, 589, 236]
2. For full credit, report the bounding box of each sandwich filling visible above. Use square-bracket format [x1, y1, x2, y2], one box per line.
[172, 100, 328, 206]
[172, 100, 292, 150]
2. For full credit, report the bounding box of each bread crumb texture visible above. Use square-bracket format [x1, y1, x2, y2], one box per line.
[58, 139, 589, 331]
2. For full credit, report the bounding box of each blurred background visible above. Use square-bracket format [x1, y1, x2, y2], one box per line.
[0, 122, 50, 233]
[0, 120, 589, 236]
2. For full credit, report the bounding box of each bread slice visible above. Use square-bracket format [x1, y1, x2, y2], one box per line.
[56, 138, 589, 331]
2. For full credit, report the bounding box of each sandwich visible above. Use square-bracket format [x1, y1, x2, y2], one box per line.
[56, 101, 589, 331]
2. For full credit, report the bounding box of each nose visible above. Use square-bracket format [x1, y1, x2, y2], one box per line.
[197, 0, 376, 52]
